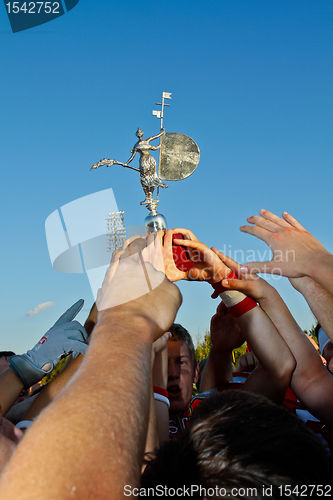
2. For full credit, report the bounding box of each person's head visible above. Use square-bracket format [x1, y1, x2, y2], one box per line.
[167, 324, 198, 414]
[316, 324, 333, 373]
[142, 391, 330, 497]
[0, 352, 15, 373]
[136, 127, 144, 139]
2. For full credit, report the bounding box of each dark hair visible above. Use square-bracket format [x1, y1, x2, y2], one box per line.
[168, 323, 197, 371]
[142, 391, 330, 497]
[0, 351, 15, 359]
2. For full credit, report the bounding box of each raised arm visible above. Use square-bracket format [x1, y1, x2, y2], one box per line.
[24, 302, 97, 421]
[240, 210, 333, 294]
[289, 276, 333, 343]
[0, 300, 87, 416]
[175, 237, 296, 402]
[145, 332, 170, 456]
[199, 302, 242, 393]
[221, 271, 333, 424]
[0, 235, 182, 500]
[209, 250, 296, 403]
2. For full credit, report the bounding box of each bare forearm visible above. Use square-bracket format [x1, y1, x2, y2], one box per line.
[144, 393, 159, 458]
[259, 289, 325, 385]
[199, 350, 232, 392]
[308, 252, 333, 296]
[291, 277, 333, 342]
[0, 369, 24, 415]
[24, 355, 83, 420]
[84, 302, 97, 336]
[236, 307, 295, 388]
[244, 365, 286, 403]
[0, 313, 154, 500]
[151, 348, 169, 446]
[259, 285, 333, 422]
[145, 347, 168, 454]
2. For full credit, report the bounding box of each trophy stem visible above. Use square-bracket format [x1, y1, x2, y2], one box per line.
[145, 209, 167, 233]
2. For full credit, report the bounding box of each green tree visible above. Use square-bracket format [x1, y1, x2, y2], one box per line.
[41, 355, 70, 386]
[305, 324, 318, 345]
[195, 331, 211, 362]
[195, 333, 248, 368]
[195, 324, 320, 372]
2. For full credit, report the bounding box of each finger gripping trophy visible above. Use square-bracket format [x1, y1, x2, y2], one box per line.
[90, 92, 200, 232]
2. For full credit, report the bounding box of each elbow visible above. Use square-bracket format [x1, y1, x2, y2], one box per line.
[276, 352, 296, 387]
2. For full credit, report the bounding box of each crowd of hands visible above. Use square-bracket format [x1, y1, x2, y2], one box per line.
[0, 209, 332, 498]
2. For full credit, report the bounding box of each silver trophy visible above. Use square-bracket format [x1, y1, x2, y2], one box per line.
[90, 92, 200, 232]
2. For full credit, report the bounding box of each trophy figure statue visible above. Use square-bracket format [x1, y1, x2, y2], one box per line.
[90, 92, 200, 233]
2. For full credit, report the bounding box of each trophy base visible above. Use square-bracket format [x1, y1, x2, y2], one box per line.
[145, 211, 167, 233]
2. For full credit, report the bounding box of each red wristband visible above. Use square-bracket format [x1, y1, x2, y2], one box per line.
[228, 296, 257, 317]
[211, 270, 257, 317]
[153, 386, 169, 398]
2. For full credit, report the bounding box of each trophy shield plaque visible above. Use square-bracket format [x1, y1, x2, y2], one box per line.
[159, 133, 200, 181]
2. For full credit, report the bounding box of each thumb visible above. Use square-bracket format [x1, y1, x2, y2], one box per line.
[221, 278, 250, 295]
[53, 299, 84, 327]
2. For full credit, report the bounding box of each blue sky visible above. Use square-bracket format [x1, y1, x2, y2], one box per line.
[1, 0, 332, 352]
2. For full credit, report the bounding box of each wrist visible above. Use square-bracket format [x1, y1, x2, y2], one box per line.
[153, 388, 170, 408]
[96, 307, 157, 343]
[211, 271, 258, 317]
[290, 276, 318, 297]
[308, 251, 333, 281]
[289, 276, 312, 292]
[211, 346, 234, 359]
[9, 355, 49, 390]
[153, 386, 168, 397]
[256, 285, 279, 308]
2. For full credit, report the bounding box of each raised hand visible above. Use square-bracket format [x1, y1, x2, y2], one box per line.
[220, 269, 274, 303]
[210, 302, 245, 352]
[212, 247, 277, 302]
[240, 209, 331, 278]
[163, 228, 231, 283]
[97, 233, 182, 340]
[9, 300, 88, 389]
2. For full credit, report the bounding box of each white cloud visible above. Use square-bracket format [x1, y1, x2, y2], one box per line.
[26, 302, 54, 317]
